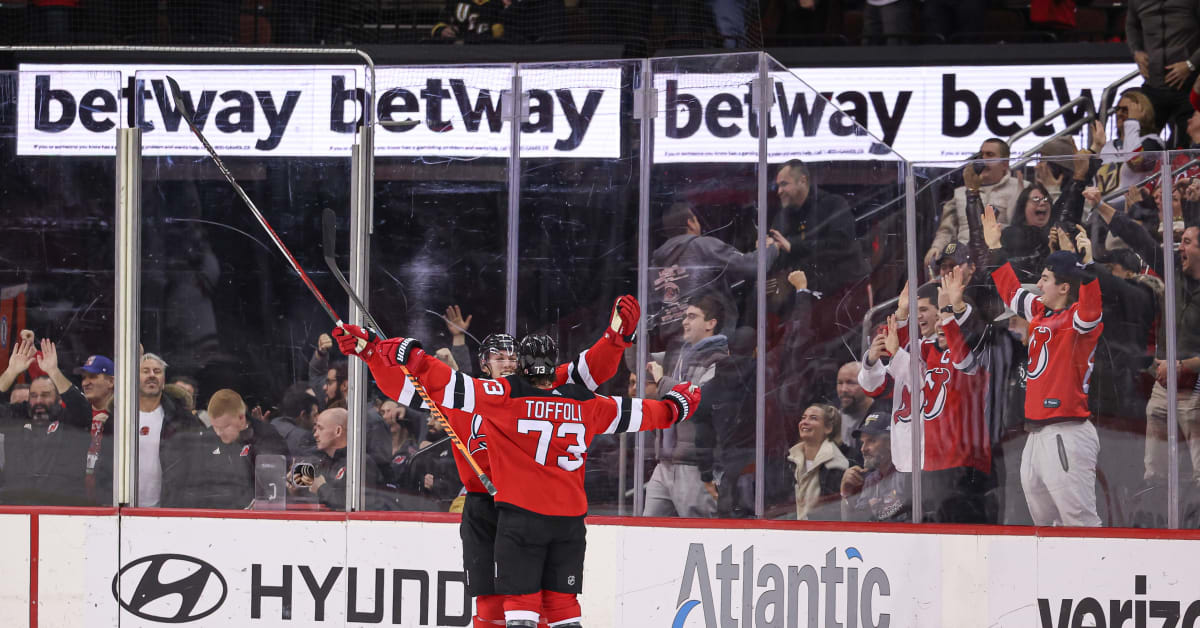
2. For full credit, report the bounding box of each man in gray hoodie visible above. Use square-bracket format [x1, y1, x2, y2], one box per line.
[642, 294, 728, 518]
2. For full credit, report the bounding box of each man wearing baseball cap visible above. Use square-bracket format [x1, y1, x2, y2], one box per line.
[840, 406, 909, 523]
[75, 355, 114, 505]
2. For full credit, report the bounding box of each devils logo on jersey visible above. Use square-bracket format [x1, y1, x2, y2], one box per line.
[921, 367, 951, 420]
[1027, 326, 1052, 379]
[468, 414, 487, 455]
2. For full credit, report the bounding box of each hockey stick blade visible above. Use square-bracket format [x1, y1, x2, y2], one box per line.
[320, 209, 385, 334]
[164, 75, 343, 326]
[319, 210, 498, 496]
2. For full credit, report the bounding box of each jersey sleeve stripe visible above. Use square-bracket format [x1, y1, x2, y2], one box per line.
[398, 379, 428, 410]
[460, 373, 476, 413]
[1073, 311, 1101, 333]
[569, 349, 598, 390]
[1014, 290, 1034, 320]
[626, 398, 644, 432]
[612, 396, 633, 434]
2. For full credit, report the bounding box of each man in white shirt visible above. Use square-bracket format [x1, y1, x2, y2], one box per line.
[138, 352, 202, 507]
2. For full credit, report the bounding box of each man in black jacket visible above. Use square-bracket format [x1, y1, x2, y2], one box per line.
[163, 389, 288, 509]
[0, 339, 93, 505]
[298, 407, 382, 511]
[1127, 0, 1200, 146]
[771, 159, 870, 337]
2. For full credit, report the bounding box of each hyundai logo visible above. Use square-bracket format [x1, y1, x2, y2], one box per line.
[112, 554, 228, 623]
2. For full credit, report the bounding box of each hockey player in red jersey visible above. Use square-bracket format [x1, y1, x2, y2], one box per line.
[984, 205, 1104, 526]
[336, 296, 640, 628]
[335, 303, 699, 628]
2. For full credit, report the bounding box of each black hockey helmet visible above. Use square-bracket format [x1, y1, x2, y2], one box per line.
[478, 333, 517, 372]
[517, 334, 557, 380]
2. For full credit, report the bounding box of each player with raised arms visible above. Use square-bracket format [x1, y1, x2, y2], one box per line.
[334, 312, 699, 628]
[338, 296, 659, 628]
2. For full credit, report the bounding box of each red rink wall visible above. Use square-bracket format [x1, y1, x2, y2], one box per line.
[3, 508, 1200, 627]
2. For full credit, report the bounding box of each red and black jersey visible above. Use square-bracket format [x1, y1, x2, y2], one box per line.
[915, 307, 991, 473]
[368, 334, 627, 496]
[992, 262, 1103, 423]
[390, 347, 681, 517]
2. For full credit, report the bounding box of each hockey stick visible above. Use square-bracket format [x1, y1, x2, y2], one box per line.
[319, 209, 498, 495]
[164, 75, 497, 496]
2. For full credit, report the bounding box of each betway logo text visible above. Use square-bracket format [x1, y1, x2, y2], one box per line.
[675, 544, 891, 628]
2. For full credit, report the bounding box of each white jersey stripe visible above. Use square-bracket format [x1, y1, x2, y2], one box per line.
[573, 349, 598, 390]
[627, 398, 644, 432]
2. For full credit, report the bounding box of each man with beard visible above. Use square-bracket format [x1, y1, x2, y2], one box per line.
[771, 160, 870, 326]
[836, 361, 874, 460]
[76, 355, 115, 505]
[138, 352, 204, 507]
[840, 409, 909, 522]
[0, 339, 92, 505]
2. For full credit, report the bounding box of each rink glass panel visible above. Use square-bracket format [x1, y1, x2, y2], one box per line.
[366, 64, 513, 514]
[0, 70, 120, 508]
[1166, 148, 1200, 529]
[640, 53, 765, 519]
[134, 68, 355, 511]
[514, 60, 641, 515]
[911, 150, 1163, 528]
[760, 57, 909, 522]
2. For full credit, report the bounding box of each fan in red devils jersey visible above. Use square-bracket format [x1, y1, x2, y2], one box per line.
[336, 322, 699, 628]
[984, 205, 1103, 527]
[337, 296, 640, 628]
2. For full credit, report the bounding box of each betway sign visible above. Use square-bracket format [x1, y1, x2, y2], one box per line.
[654, 62, 1136, 162]
[16, 64, 622, 159]
[17, 62, 1135, 162]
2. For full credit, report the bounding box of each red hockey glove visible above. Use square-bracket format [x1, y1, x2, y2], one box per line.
[374, 337, 424, 368]
[663, 382, 701, 424]
[604, 294, 640, 346]
[332, 324, 380, 358]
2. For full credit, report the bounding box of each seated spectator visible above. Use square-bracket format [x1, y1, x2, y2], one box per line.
[75, 355, 115, 505]
[836, 361, 874, 459]
[840, 408, 909, 522]
[162, 389, 288, 509]
[1090, 90, 1164, 205]
[9, 383, 29, 405]
[787, 403, 849, 520]
[395, 414, 465, 511]
[168, 375, 205, 425]
[925, 138, 1024, 268]
[0, 339, 92, 505]
[296, 407, 382, 511]
[431, 0, 562, 43]
[272, 383, 319, 458]
[380, 399, 419, 467]
[309, 339, 393, 483]
[648, 202, 778, 346]
[137, 352, 205, 507]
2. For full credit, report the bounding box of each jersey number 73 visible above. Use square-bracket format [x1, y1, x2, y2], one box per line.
[517, 419, 586, 471]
